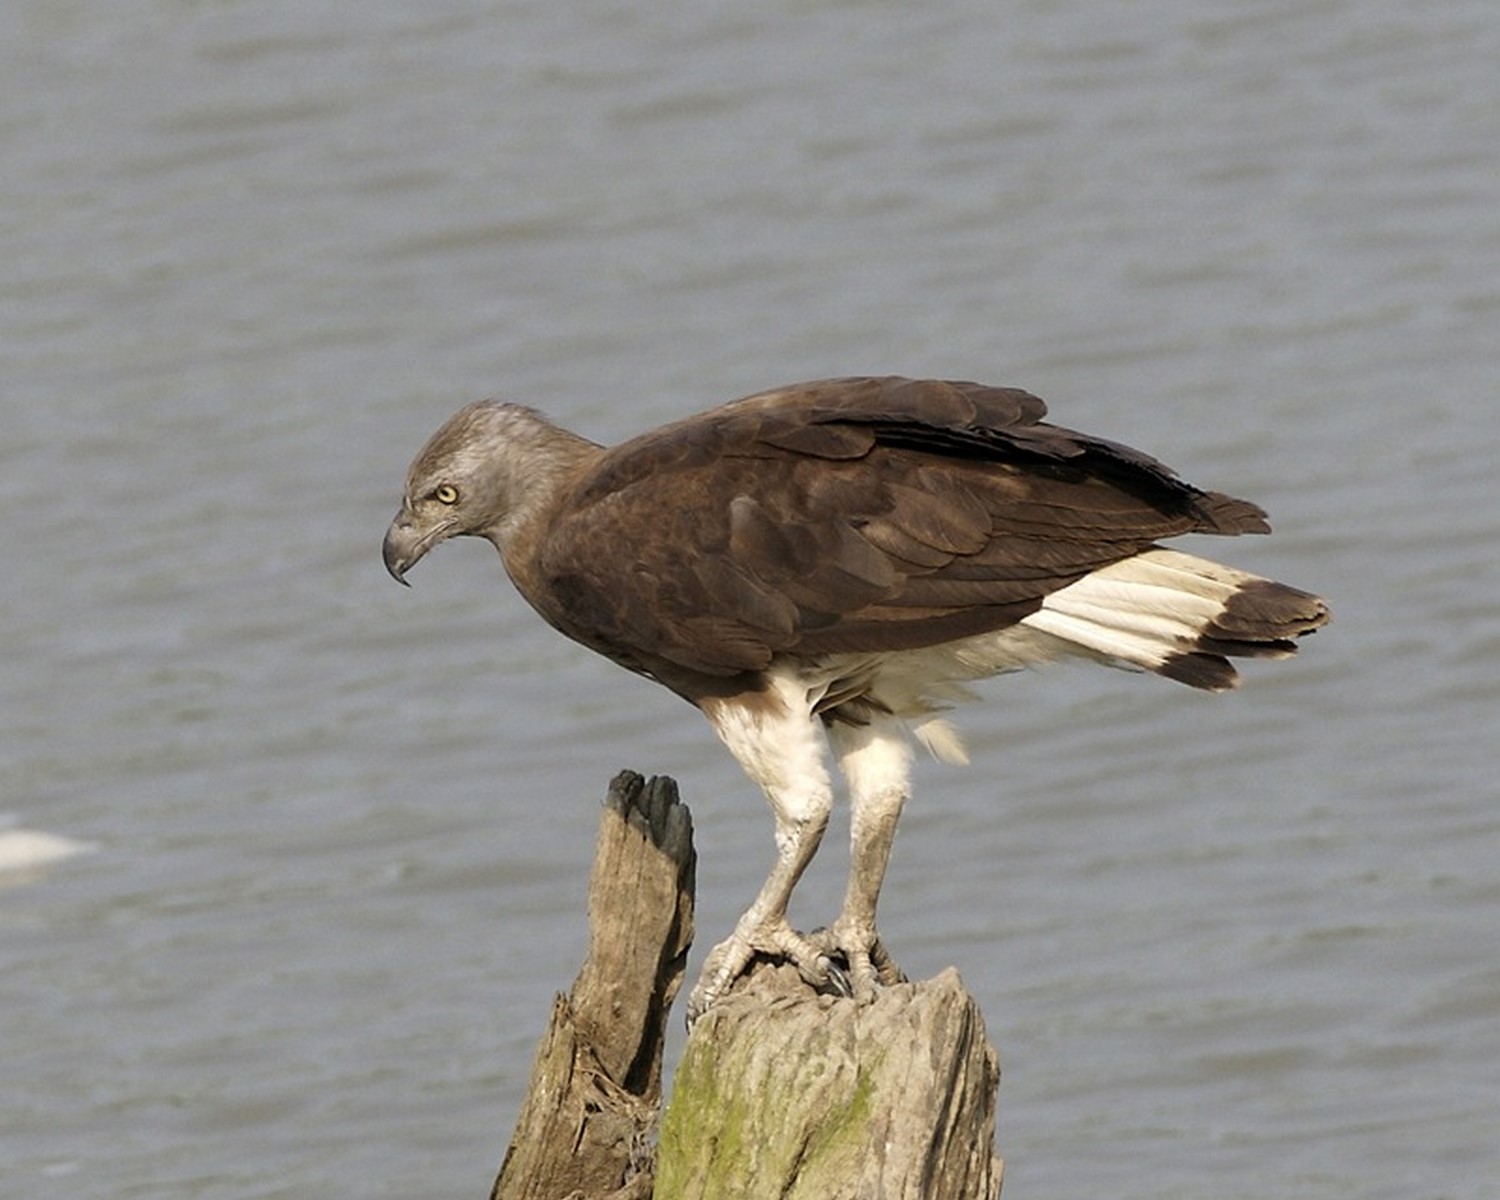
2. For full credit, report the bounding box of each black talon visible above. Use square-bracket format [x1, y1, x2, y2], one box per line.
[823, 958, 855, 999]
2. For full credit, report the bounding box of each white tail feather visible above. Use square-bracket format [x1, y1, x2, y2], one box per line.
[1019, 548, 1257, 672]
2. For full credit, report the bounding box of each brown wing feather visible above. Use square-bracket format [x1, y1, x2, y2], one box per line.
[535, 377, 1269, 683]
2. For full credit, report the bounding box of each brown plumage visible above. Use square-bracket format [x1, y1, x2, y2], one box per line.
[383, 376, 1329, 1020]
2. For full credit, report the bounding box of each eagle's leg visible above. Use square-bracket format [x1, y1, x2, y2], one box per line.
[817, 717, 913, 1002]
[688, 799, 835, 1022]
[690, 686, 840, 1023]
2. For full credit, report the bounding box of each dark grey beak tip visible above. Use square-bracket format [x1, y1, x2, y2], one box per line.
[382, 525, 416, 587]
[383, 509, 449, 586]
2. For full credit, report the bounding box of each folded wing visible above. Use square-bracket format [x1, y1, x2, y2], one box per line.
[534, 377, 1273, 679]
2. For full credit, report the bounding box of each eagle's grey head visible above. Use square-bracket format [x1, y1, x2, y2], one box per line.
[382, 400, 596, 584]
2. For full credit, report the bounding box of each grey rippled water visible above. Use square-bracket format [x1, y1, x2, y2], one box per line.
[3, 1, 1497, 1197]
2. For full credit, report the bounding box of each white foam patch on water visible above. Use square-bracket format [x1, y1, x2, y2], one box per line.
[0, 822, 94, 879]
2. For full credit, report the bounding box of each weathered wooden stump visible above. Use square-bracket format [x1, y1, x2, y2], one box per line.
[658, 960, 1002, 1200]
[491, 772, 695, 1200]
[491, 772, 1003, 1199]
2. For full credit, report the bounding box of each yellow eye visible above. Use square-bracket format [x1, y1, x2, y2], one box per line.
[434, 484, 459, 505]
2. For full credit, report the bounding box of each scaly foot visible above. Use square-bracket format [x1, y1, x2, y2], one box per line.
[809, 921, 906, 1003]
[687, 916, 846, 1024]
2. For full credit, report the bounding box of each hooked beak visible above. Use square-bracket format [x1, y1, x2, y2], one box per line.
[383, 509, 453, 585]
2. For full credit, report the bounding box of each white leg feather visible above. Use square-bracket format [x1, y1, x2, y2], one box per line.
[825, 715, 913, 1000]
[691, 669, 839, 1021]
